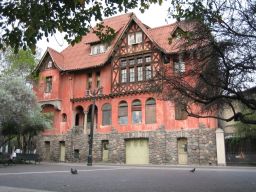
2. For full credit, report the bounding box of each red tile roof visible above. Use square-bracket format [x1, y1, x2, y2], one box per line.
[38, 13, 198, 72]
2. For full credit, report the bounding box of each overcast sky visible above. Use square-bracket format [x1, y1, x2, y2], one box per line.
[36, 2, 174, 56]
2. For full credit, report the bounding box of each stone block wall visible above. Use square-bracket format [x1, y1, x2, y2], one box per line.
[37, 126, 217, 165]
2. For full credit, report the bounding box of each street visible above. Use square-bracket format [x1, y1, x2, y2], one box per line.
[0, 163, 256, 192]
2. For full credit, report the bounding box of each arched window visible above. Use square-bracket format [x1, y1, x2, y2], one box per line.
[146, 98, 156, 124]
[132, 100, 142, 124]
[62, 113, 67, 122]
[102, 103, 111, 126]
[118, 101, 128, 125]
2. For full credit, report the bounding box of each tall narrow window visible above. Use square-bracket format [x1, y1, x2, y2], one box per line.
[128, 33, 135, 45]
[175, 102, 188, 120]
[132, 100, 142, 124]
[174, 54, 185, 73]
[137, 66, 143, 81]
[146, 98, 156, 124]
[121, 69, 127, 83]
[45, 76, 52, 93]
[62, 113, 67, 122]
[145, 65, 152, 80]
[136, 32, 142, 43]
[87, 73, 92, 90]
[96, 72, 101, 88]
[118, 101, 128, 125]
[102, 104, 111, 126]
[129, 68, 135, 82]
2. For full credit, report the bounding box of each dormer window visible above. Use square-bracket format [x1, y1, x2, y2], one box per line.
[128, 32, 142, 45]
[47, 61, 53, 68]
[91, 43, 107, 55]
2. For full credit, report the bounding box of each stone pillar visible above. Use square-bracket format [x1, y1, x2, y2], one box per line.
[216, 128, 226, 166]
[83, 110, 88, 134]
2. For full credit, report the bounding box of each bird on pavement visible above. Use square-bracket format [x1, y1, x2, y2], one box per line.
[190, 168, 196, 173]
[71, 168, 78, 174]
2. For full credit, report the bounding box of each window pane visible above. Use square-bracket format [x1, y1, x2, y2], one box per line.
[175, 102, 188, 120]
[45, 76, 52, 93]
[145, 65, 152, 80]
[174, 62, 185, 73]
[136, 32, 142, 43]
[138, 66, 143, 81]
[129, 68, 135, 82]
[119, 101, 128, 125]
[137, 57, 143, 64]
[146, 99, 156, 124]
[121, 69, 127, 83]
[145, 56, 151, 63]
[102, 111, 111, 125]
[119, 116, 128, 124]
[128, 33, 135, 45]
[132, 111, 142, 124]
[129, 59, 135, 65]
[121, 60, 126, 67]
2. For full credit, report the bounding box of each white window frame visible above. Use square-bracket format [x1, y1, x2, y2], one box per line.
[121, 69, 127, 83]
[91, 43, 107, 55]
[129, 68, 135, 82]
[128, 32, 143, 45]
[174, 54, 185, 73]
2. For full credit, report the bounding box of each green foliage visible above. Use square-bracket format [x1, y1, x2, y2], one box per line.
[0, 75, 51, 149]
[235, 109, 256, 137]
[0, 0, 163, 52]
[0, 47, 39, 79]
[93, 23, 116, 44]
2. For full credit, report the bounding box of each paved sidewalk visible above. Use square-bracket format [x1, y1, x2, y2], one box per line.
[0, 186, 56, 192]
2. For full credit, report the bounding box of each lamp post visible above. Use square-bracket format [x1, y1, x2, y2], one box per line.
[87, 87, 102, 166]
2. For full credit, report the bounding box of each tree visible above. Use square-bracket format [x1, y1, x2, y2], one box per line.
[0, 0, 162, 52]
[0, 74, 51, 152]
[0, 48, 38, 78]
[156, 0, 256, 124]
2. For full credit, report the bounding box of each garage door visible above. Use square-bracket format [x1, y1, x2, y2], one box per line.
[125, 139, 149, 164]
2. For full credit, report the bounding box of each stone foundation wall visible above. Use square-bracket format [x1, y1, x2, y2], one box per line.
[37, 126, 217, 165]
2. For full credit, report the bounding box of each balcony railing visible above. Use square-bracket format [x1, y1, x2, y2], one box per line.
[85, 87, 103, 97]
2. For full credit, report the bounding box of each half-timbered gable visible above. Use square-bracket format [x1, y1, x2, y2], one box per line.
[112, 20, 162, 94]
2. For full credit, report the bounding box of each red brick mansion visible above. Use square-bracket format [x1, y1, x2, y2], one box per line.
[34, 13, 219, 165]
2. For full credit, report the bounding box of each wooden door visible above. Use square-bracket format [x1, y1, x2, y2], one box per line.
[126, 139, 149, 164]
[60, 142, 65, 162]
[178, 138, 188, 164]
[44, 141, 50, 161]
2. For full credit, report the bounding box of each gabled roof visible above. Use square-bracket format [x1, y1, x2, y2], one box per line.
[148, 21, 197, 53]
[36, 13, 198, 72]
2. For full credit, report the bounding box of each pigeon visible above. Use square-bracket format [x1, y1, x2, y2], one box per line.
[71, 168, 78, 174]
[190, 168, 196, 173]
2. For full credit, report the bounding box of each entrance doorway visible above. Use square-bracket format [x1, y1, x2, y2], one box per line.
[44, 141, 50, 161]
[125, 139, 149, 164]
[178, 138, 188, 164]
[59, 141, 65, 162]
[102, 140, 109, 162]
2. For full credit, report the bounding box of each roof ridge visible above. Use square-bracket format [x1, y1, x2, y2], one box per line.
[101, 12, 133, 22]
[149, 22, 178, 31]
